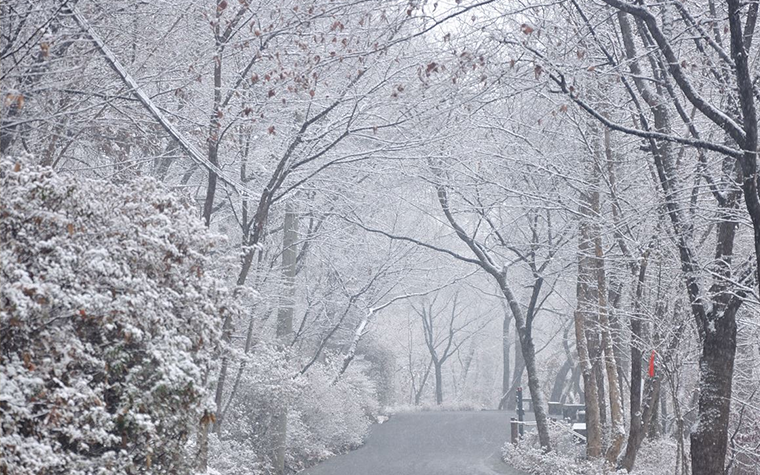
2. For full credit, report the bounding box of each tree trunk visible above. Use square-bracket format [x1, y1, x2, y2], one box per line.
[434, 361, 443, 405]
[550, 358, 573, 403]
[574, 270, 602, 458]
[518, 329, 551, 449]
[500, 312, 512, 409]
[591, 194, 626, 465]
[621, 251, 651, 471]
[202, 1, 225, 227]
[610, 10, 745, 471]
[495, 281, 551, 451]
[668, 374, 689, 475]
[457, 344, 475, 398]
[588, 325, 607, 426]
[414, 359, 433, 405]
[503, 329, 525, 411]
[571, 365, 584, 403]
[690, 311, 738, 475]
[212, 313, 233, 434]
[648, 390, 660, 439]
[435, 183, 551, 451]
[196, 412, 212, 472]
[576, 165, 603, 459]
[272, 204, 298, 475]
[608, 282, 627, 417]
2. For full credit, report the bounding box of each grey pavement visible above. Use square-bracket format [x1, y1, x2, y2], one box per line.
[299, 411, 528, 475]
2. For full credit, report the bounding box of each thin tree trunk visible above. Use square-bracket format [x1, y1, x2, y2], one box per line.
[500, 311, 512, 409]
[457, 344, 475, 398]
[415, 359, 433, 405]
[502, 317, 525, 411]
[550, 358, 573, 403]
[500, 280, 552, 451]
[649, 389, 661, 439]
[202, 2, 223, 227]
[518, 328, 550, 448]
[608, 282, 627, 418]
[434, 182, 552, 451]
[622, 249, 652, 471]
[668, 374, 689, 475]
[212, 313, 233, 434]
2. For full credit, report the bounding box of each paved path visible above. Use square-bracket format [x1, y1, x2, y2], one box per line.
[300, 411, 527, 475]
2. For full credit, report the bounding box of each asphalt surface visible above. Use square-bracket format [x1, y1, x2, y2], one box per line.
[300, 411, 527, 475]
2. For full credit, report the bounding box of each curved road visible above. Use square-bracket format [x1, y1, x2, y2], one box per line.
[300, 411, 527, 475]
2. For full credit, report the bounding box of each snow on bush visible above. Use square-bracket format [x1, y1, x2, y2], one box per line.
[631, 438, 684, 475]
[209, 347, 378, 474]
[503, 419, 606, 475]
[503, 418, 682, 475]
[287, 363, 378, 468]
[209, 343, 295, 475]
[0, 158, 239, 474]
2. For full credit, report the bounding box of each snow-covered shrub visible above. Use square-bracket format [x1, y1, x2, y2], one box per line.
[503, 418, 680, 475]
[0, 158, 236, 474]
[210, 350, 378, 474]
[632, 438, 683, 475]
[503, 419, 606, 475]
[210, 343, 297, 474]
[286, 363, 378, 469]
[206, 434, 265, 475]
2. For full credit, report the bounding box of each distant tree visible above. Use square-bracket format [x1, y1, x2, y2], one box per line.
[412, 292, 485, 405]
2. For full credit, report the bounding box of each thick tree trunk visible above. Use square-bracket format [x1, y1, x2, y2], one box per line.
[575, 154, 603, 459]
[574, 264, 602, 458]
[609, 9, 746, 472]
[587, 325, 607, 426]
[690, 312, 738, 475]
[272, 204, 298, 475]
[518, 329, 551, 449]
[592, 211, 626, 464]
[497, 282, 551, 451]
[434, 362, 443, 405]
